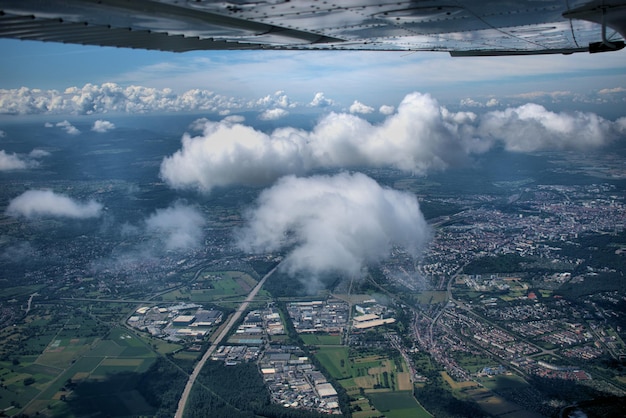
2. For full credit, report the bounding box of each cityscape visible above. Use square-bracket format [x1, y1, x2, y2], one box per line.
[0, 116, 625, 418]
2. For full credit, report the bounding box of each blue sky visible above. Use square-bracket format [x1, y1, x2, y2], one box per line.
[1, 38, 626, 116]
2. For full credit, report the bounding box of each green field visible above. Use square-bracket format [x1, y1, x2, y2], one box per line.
[300, 333, 342, 345]
[450, 352, 495, 373]
[0, 322, 159, 417]
[314, 346, 351, 379]
[414, 291, 448, 305]
[312, 347, 423, 416]
[368, 391, 432, 418]
[479, 374, 529, 391]
[160, 270, 259, 303]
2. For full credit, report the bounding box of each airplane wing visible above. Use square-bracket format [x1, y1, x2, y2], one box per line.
[0, 0, 624, 55]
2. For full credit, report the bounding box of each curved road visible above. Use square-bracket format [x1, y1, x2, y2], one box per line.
[174, 266, 278, 418]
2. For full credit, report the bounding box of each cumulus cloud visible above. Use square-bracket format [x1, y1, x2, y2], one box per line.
[310, 92, 335, 108]
[0, 130, 5, 137]
[379, 105, 395, 115]
[256, 90, 293, 109]
[598, 87, 626, 95]
[160, 121, 307, 191]
[91, 202, 206, 274]
[29, 149, 51, 158]
[514, 90, 574, 101]
[0, 148, 49, 171]
[91, 119, 115, 133]
[237, 172, 430, 280]
[160, 92, 622, 193]
[460, 97, 483, 108]
[0, 150, 29, 171]
[0, 83, 246, 115]
[486, 98, 500, 107]
[6, 190, 103, 219]
[349, 100, 374, 114]
[145, 202, 206, 251]
[160, 92, 471, 192]
[56, 120, 80, 135]
[478, 103, 617, 152]
[617, 117, 626, 134]
[598, 87, 626, 94]
[222, 115, 245, 124]
[259, 108, 289, 121]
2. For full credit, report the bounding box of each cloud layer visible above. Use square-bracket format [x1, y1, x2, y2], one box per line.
[237, 172, 430, 278]
[160, 92, 624, 193]
[6, 190, 103, 219]
[0, 83, 246, 115]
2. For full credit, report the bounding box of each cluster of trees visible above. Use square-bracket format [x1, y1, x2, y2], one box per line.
[250, 259, 279, 276]
[263, 270, 341, 298]
[185, 361, 328, 418]
[412, 372, 486, 418]
[138, 358, 188, 417]
[463, 254, 527, 275]
[409, 351, 486, 418]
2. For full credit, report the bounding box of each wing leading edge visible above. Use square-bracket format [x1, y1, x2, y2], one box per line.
[0, 0, 624, 55]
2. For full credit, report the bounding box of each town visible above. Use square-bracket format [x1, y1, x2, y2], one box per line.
[1, 157, 625, 417]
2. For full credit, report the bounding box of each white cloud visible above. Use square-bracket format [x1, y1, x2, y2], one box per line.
[222, 115, 245, 124]
[349, 100, 374, 114]
[28, 149, 51, 158]
[0, 83, 244, 115]
[460, 97, 499, 108]
[617, 117, 626, 134]
[0, 130, 5, 138]
[379, 105, 395, 115]
[145, 202, 206, 251]
[310, 92, 335, 107]
[44, 122, 54, 128]
[598, 86, 626, 94]
[486, 98, 500, 107]
[0, 83, 305, 116]
[460, 98, 483, 108]
[160, 120, 310, 191]
[91, 119, 116, 133]
[0, 148, 49, 171]
[237, 172, 430, 280]
[6, 190, 103, 219]
[477, 103, 618, 152]
[56, 120, 80, 135]
[513, 90, 574, 101]
[92, 202, 206, 272]
[0, 150, 29, 171]
[259, 108, 289, 121]
[160, 92, 622, 193]
[256, 90, 293, 109]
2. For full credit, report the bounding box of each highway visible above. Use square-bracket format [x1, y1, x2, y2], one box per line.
[174, 265, 278, 418]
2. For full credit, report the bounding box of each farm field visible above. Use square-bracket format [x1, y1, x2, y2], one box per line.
[300, 333, 342, 345]
[311, 345, 428, 417]
[159, 270, 261, 305]
[368, 391, 432, 418]
[2, 322, 159, 417]
[414, 291, 448, 305]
